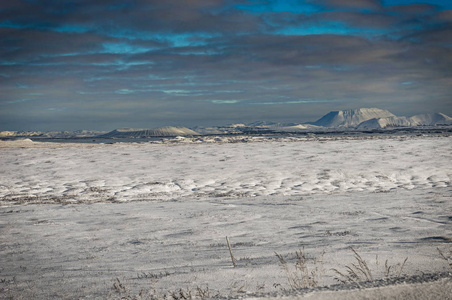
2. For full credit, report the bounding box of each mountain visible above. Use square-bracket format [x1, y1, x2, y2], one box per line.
[101, 126, 200, 138]
[356, 116, 412, 129]
[308, 108, 396, 128]
[409, 113, 452, 126]
[357, 113, 452, 129]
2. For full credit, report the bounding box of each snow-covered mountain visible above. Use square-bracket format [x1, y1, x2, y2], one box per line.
[101, 126, 200, 138]
[2, 109, 451, 137]
[356, 116, 412, 129]
[213, 109, 451, 133]
[409, 113, 452, 126]
[357, 113, 452, 129]
[307, 108, 396, 128]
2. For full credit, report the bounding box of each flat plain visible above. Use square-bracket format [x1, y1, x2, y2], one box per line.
[0, 133, 451, 299]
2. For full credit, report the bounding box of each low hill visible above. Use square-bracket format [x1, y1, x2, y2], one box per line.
[357, 113, 452, 129]
[409, 113, 452, 126]
[0, 130, 106, 138]
[357, 116, 412, 129]
[267, 124, 323, 132]
[101, 126, 200, 138]
[308, 108, 395, 128]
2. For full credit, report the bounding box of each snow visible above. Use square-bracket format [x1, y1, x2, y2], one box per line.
[357, 116, 412, 129]
[0, 134, 451, 298]
[358, 113, 452, 129]
[254, 277, 452, 300]
[269, 124, 323, 132]
[0, 131, 16, 137]
[308, 108, 395, 128]
[1, 135, 450, 203]
[409, 113, 452, 126]
[102, 126, 200, 138]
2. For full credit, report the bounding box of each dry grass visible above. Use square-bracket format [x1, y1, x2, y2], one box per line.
[6, 246, 448, 299]
[108, 278, 216, 300]
[332, 247, 407, 284]
[275, 247, 324, 289]
[437, 247, 452, 269]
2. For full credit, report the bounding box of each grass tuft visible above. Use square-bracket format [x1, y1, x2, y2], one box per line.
[275, 247, 324, 289]
[437, 247, 452, 269]
[332, 247, 407, 284]
[108, 281, 216, 300]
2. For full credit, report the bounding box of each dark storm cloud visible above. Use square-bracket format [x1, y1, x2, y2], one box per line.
[387, 3, 438, 14]
[0, 27, 121, 61]
[266, 3, 444, 32]
[0, 0, 261, 34]
[1, 0, 451, 130]
[317, 11, 395, 28]
[316, 0, 383, 10]
[436, 9, 452, 22]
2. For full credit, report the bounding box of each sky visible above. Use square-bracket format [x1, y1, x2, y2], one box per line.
[1, 0, 452, 131]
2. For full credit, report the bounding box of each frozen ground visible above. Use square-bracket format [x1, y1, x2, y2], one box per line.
[1, 134, 451, 203]
[0, 134, 451, 299]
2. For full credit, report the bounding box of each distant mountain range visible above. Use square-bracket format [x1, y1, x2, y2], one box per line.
[231, 108, 452, 132]
[1, 108, 451, 138]
[307, 108, 452, 129]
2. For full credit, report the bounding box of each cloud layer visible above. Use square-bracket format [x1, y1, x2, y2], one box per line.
[1, 0, 451, 130]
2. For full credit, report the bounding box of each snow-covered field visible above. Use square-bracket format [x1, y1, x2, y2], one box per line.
[0, 134, 451, 299]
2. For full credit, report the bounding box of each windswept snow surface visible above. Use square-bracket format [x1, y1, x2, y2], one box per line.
[1, 135, 450, 203]
[0, 134, 451, 298]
